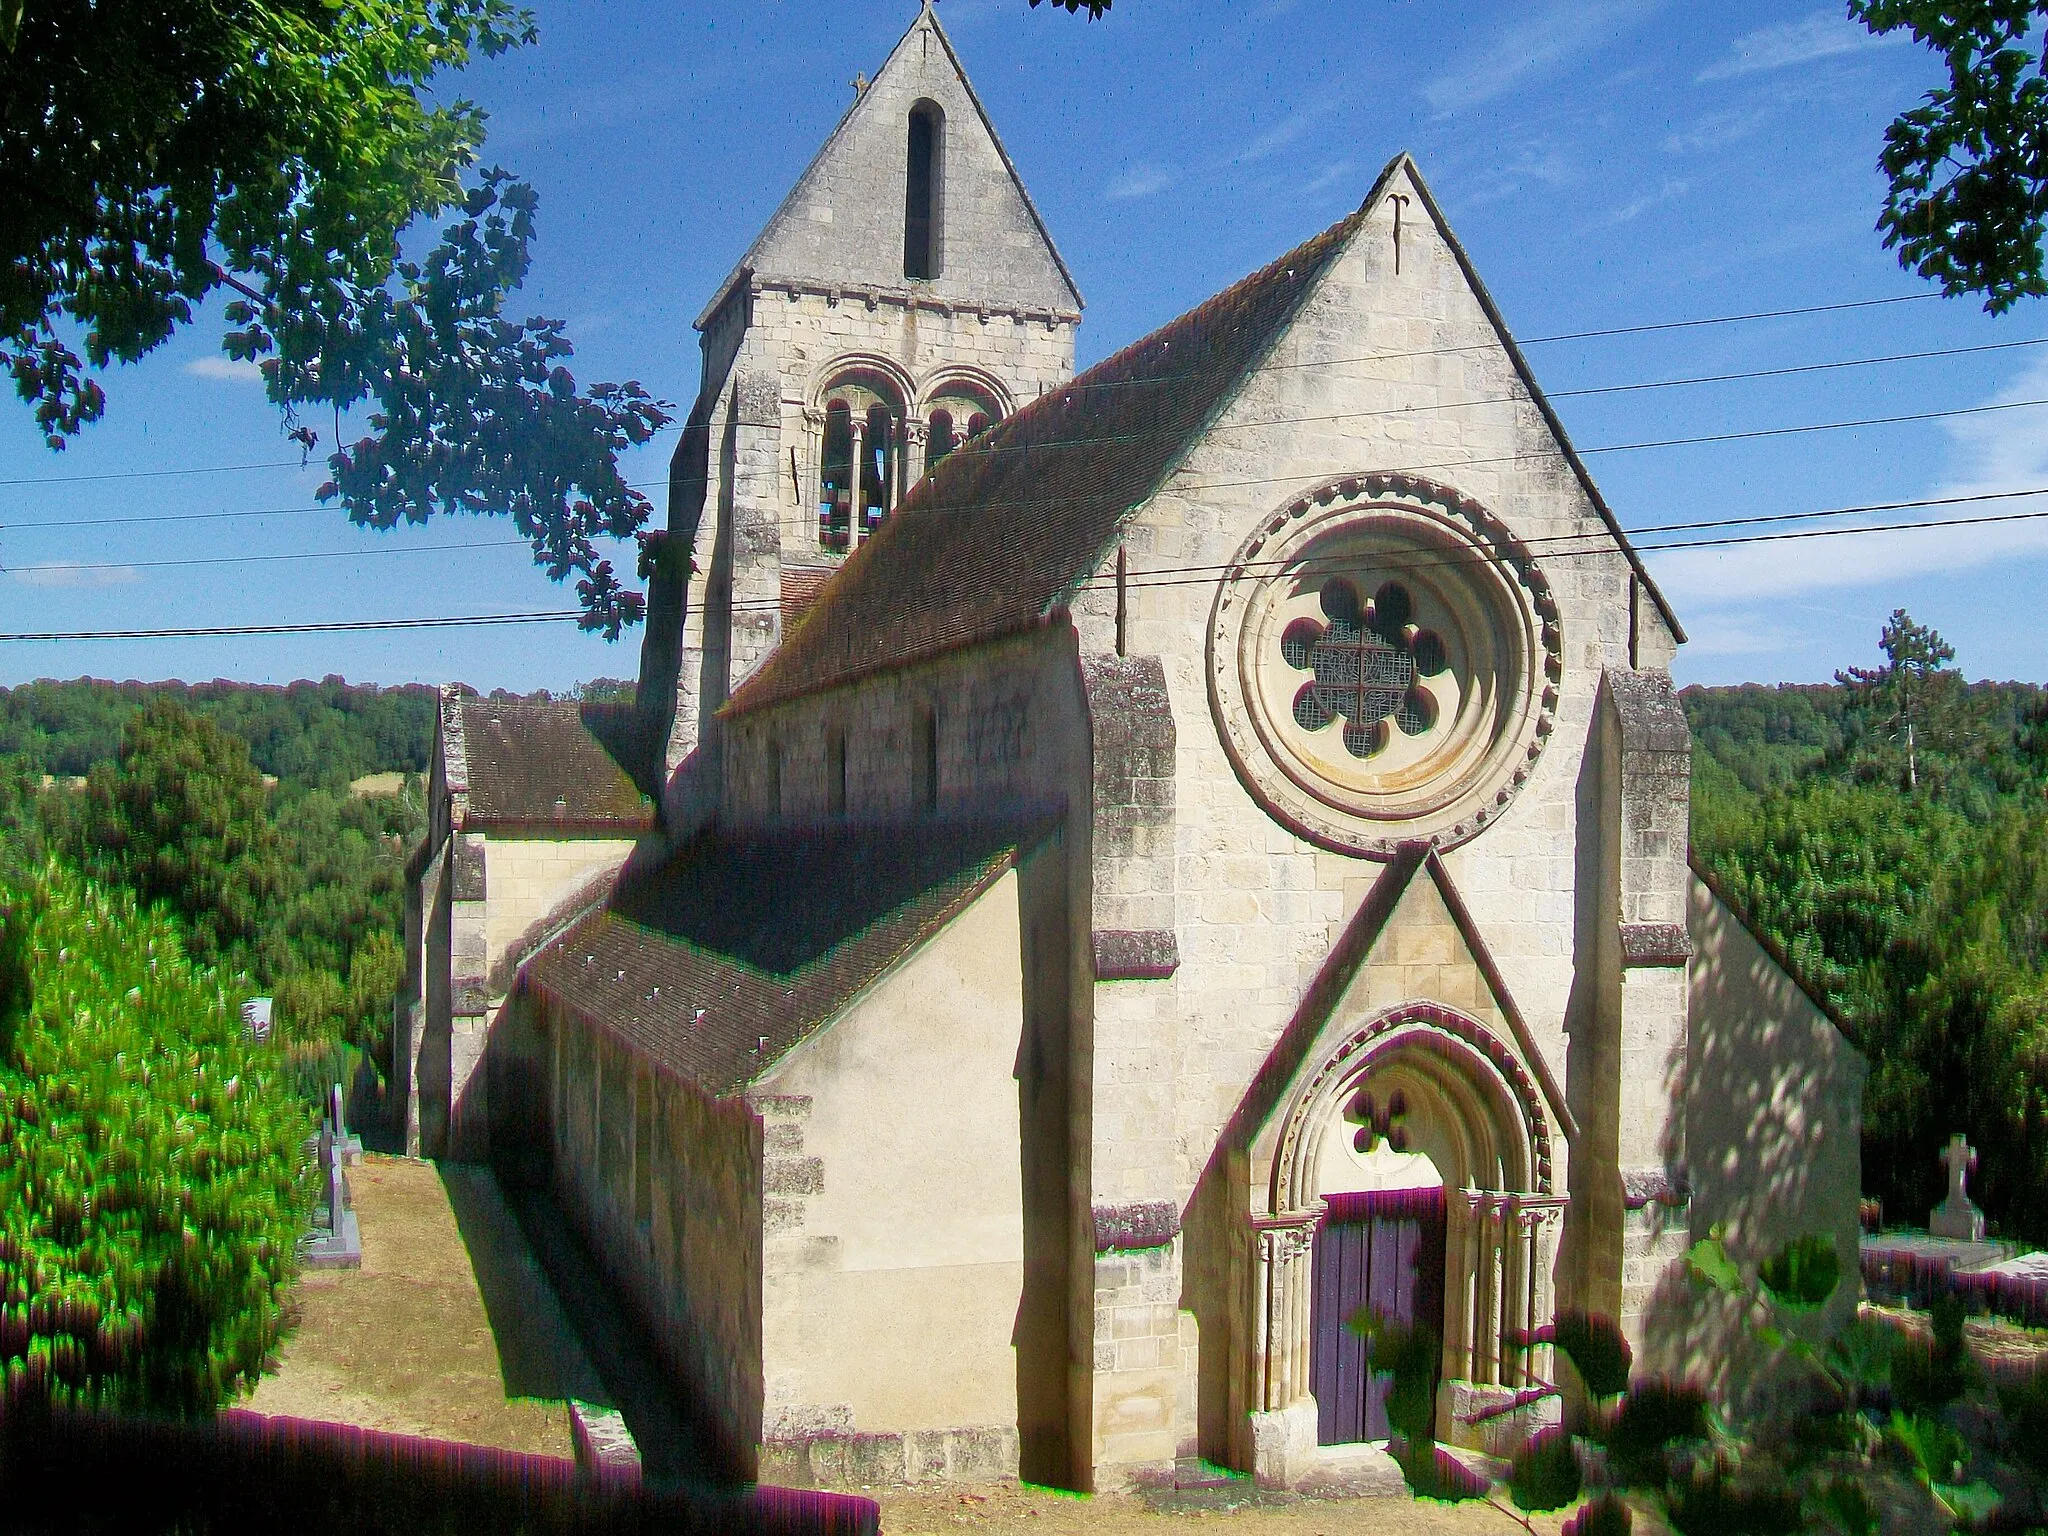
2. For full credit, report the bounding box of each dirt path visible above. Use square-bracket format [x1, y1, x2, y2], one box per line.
[239, 1154, 601, 1457]
[874, 1481, 1587, 1536]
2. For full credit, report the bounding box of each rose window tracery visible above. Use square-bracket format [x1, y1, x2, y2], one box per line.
[1280, 580, 1448, 759]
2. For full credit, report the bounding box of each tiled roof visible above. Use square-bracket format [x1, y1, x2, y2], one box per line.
[724, 202, 1369, 717]
[780, 566, 833, 630]
[456, 699, 656, 833]
[523, 814, 1047, 1098]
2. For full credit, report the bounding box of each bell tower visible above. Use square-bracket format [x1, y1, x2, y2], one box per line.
[637, 2, 1083, 827]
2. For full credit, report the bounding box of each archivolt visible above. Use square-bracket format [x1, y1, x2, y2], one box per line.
[1268, 1000, 1556, 1216]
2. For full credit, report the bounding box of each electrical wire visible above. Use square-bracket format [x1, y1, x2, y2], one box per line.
[12, 379, 2048, 545]
[11, 490, 2048, 640]
[0, 290, 1954, 490]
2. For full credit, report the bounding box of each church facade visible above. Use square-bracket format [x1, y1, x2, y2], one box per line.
[405, 5, 1865, 1493]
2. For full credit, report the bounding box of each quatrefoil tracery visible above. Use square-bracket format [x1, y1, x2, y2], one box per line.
[1280, 579, 1449, 760]
[1349, 1086, 1410, 1154]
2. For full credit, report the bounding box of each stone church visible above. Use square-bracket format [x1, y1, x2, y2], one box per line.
[404, 3, 1865, 1493]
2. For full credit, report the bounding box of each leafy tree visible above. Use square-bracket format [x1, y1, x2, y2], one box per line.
[1850, 0, 2048, 311]
[2, 2, 668, 633]
[0, 864, 312, 1412]
[1834, 609, 1962, 792]
[75, 699, 287, 973]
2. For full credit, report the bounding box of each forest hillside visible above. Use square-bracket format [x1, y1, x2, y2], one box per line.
[1687, 614, 2048, 1242]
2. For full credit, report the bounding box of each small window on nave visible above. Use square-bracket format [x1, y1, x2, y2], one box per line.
[905, 102, 943, 281]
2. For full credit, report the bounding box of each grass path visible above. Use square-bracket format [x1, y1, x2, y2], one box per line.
[239, 1153, 601, 1457]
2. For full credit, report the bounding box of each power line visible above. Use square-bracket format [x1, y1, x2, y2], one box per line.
[0, 612, 584, 642]
[14, 370, 2048, 543]
[12, 477, 2048, 585]
[5, 539, 528, 578]
[15, 490, 2048, 640]
[0, 291, 1951, 490]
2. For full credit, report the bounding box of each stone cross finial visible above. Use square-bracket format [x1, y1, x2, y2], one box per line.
[1930, 1132, 1987, 1241]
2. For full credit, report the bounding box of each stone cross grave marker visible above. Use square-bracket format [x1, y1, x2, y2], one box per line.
[1930, 1132, 1986, 1241]
[299, 1083, 363, 1269]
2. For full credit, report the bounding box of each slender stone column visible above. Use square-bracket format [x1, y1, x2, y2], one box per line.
[801, 407, 824, 547]
[846, 418, 866, 549]
[1521, 1197, 1568, 1386]
[1508, 1201, 1537, 1387]
[1484, 1197, 1507, 1385]
[1253, 1217, 1317, 1412]
[1459, 1189, 1486, 1380]
[906, 418, 929, 492]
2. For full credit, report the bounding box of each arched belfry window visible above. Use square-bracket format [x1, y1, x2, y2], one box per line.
[904, 102, 944, 281]
[921, 381, 1002, 480]
[816, 375, 906, 552]
[927, 410, 956, 470]
[819, 401, 854, 550]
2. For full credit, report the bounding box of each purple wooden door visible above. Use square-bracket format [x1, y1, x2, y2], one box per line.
[1310, 1187, 1447, 1445]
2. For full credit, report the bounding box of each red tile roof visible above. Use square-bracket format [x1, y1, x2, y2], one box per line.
[523, 814, 1050, 1097]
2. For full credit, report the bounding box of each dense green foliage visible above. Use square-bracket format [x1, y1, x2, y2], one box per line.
[0, 691, 421, 1068]
[2, 1, 668, 631]
[1688, 617, 2048, 1241]
[1851, 0, 2048, 311]
[0, 866, 313, 1411]
[1373, 1236, 2032, 1529]
[0, 676, 436, 788]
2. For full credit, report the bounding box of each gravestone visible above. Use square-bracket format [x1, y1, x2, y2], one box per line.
[299, 1085, 363, 1270]
[1931, 1133, 1986, 1242]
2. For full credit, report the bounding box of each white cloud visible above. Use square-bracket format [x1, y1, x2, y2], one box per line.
[1662, 105, 1773, 155]
[1422, 0, 1658, 114]
[1597, 178, 1691, 228]
[1106, 162, 1177, 201]
[10, 562, 141, 588]
[183, 356, 264, 384]
[1674, 610, 1811, 659]
[1234, 104, 1328, 165]
[1647, 354, 2048, 609]
[1697, 12, 1899, 82]
[1299, 160, 1355, 197]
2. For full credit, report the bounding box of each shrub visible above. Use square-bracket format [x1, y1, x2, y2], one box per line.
[0, 865, 313, 1412]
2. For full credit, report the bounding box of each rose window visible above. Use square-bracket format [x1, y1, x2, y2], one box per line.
[1280, 580, 1448, 759]
[1208, 478, 1562, 858]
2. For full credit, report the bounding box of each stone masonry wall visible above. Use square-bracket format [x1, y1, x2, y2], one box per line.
[547, 998, 764, 1477]
[1052, 162, 1688, 1472]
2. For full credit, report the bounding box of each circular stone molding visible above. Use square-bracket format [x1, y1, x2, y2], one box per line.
[1208, 474, 1562, 858]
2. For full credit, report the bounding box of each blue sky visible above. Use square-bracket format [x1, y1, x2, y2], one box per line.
[5, 0, 2046, 691]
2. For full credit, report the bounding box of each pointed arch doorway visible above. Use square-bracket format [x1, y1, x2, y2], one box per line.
[1251, 999, 1570, 1468]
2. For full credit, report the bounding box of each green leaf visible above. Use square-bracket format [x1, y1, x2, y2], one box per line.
[1932, 1479, 2000, 1524]
[1757, 1234, 1840, 1313]
[1686, 1234, 1744, 1294]
[1887, 1410, 1965, 1486]
[1808, 1478, 1878, 1536]
[1507, 1428, 1581, 1512]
